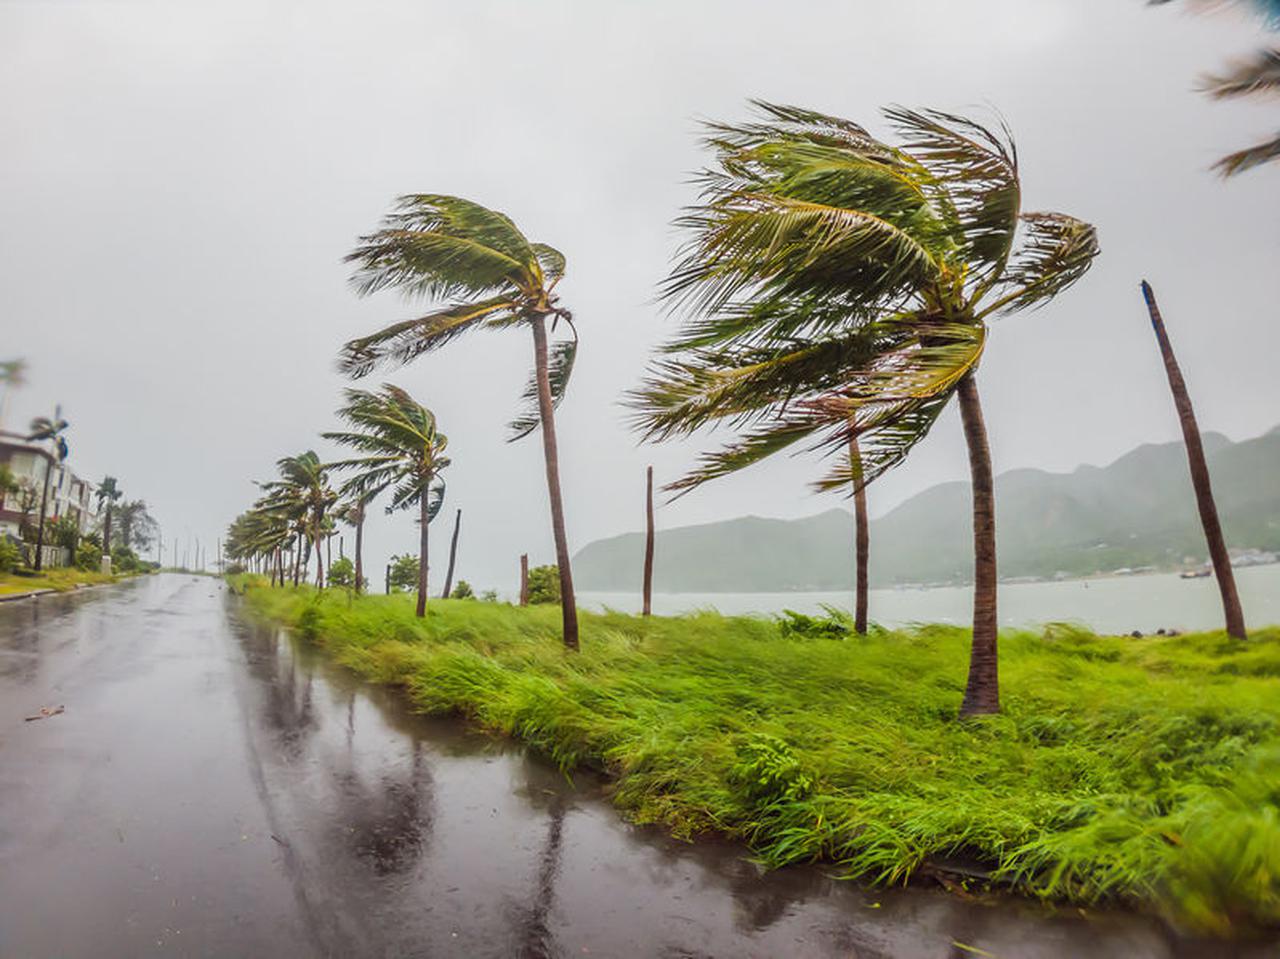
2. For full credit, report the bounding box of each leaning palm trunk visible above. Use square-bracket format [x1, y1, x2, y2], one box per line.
[849, 428, 869, 635]
[354, 514, 364, 595]
[441, 508, 461, 598]
[642, 466, 655, 617]
[33, 465, 53, 571]
[1142, 281, 1246, 639]
[416, 493, 430, 617]
[531, 315, 579, 650]
[957, 373, 999, 716]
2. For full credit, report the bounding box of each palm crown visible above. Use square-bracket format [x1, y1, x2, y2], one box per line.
[322, 384, 450, 519]
[634, 103, 1098, 494]
[340, 195, 577, 440]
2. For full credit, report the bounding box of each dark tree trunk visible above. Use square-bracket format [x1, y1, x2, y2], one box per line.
[1142, 281, 1246, 639]
[354, 514, 364, 595]
[441, 508, 461, 599]
[313, 531, 324, 589]
[416, 494, 429, 617]
[849, 429, 869, 635]
[642, 466, 655, 617]
[520, 553, 529, 607]
[957, 373, 1000, 717]
[530, 315, 579, 650]
[33, 460, 53, 571]
[102, 506, 113, 565]
[294, 539, 303, 587]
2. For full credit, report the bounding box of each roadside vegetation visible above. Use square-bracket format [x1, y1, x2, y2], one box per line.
[232, 576, 1280, 935]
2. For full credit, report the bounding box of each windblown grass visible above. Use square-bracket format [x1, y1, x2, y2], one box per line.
[0, 567, 125, 596]
[232, 577, 1280, 935]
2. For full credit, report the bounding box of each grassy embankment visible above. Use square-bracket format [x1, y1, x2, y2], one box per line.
[0, 567, 124, 596]
[232, 575, 1280, 936]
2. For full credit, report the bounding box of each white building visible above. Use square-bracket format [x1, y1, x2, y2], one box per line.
[0, 432, 96, 543]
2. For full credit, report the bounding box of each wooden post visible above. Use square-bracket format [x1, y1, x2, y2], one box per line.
[519, 553, 529, 607]
[642, 466, 655, 617]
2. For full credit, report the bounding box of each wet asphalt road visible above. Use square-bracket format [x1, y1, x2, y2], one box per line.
[0, 575, 1269, 958]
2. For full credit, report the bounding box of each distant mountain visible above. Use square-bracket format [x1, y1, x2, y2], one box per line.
[573, 427, 1280, 592]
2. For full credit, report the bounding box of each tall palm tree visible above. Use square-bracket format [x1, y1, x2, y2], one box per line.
[261, 452, 336, 588]
[340, 195, 582, 649]
[633, 103, 1098, 716]
[27, 408, 69, 571]
[322, 385, 450, 617]
[1152, 0, 1280, 175]
[95, 476, 122, 558]
[1142, 282, 1247, 638]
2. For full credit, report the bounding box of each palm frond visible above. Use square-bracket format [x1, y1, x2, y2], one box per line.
[1212, 131, 1280, 176]
[508, 330, 578, 442]
[884, 106, 1021, 290]
[981, 213, 1099, 316]
[532, 243, 567, 286]
[1201, 47, 1280, 98]
[339, 296, 516, 377]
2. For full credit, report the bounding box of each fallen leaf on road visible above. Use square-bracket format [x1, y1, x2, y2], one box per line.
[24, 705, 65, 722]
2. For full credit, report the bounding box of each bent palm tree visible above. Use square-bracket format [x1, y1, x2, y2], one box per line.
[633, 103, 1098, 715]
[340, 196, 581, 649]
[323, 385, 449, 617]
[95, 476, 122, 556]
[335, 494, 374, 594]
[27, 409, 69, 571]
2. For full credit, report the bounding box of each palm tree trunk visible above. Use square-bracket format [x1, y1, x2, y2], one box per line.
[642, 466, 655, 617]
[849, 428, 869, 635]
[957, 373, 1000, 717]
[1141, 281, 1246, 639]
[33, 460, 53, 571]
[313, 530, 324, 589]
[354, 514, 364, 595]
[530, 315, 579, 650]
[416, 494, 429, 617]
[102, 507, 113, 565]
[441, 508, 461, 599]
[520, 553, 529, 607]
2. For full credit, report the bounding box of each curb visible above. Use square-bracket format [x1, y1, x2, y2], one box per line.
[0, 588, 57, 603]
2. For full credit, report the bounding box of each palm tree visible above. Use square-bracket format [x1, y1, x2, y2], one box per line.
[95, 476, 122, 559]
[261, 452, 336, 588]
[1152, 0, 1280, 175]
[322, 385, 450, 617]
[633, 103, 1098, 715]
[340, 195, 581, 649]
[27, 408, 69, 571]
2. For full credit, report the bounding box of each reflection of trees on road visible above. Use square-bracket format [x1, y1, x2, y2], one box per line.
[513, 796, 566, 959]
[332, 740, 434, 878]
[239, 626, 320, 762]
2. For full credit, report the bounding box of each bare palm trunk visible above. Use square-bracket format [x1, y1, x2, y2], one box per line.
[33, 462, 53, 571]
[642, 466, 655, 617]
[1142, 281, 1246, 639]
[520, 553, 529, 607]
[416, 494, 429, 617]
[957, 373, 999, 717]
[441, 508, 461, 599]
[849, 429, 869, 635]
[313, 532, 324, 589]
[354, 514, 364, 595]
[102, 507, 113, 563]
[530, 315, 579, 650]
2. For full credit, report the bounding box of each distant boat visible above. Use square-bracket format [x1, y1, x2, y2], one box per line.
[1180, 569, 1211, 579]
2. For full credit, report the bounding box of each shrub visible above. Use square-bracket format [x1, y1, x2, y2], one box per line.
[776, 605, 853, 639]
[450, 580, 475, 599]
[0, 538, 20, 574]
[480, 589, 499, 602]
[526, 565, 560, 605]
[328, 556, 355, 588]
[75, 541, 102, 572]
[388, 554, 419, 592]
[111, 546, 140, 573]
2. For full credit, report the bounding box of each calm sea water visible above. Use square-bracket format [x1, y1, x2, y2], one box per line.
[580, 564, 1280, 634]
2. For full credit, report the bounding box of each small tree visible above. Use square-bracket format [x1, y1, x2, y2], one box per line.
[450, 579, 475, 599]
[328, 555, 355, 588]
[526, 565, 562, 605]
[388, 554, 420, 592]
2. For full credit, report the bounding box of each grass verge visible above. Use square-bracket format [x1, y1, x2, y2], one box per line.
[232, 576, 1280, 936]
[0, 567, 129, 596]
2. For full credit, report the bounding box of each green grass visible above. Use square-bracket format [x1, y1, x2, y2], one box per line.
[0, 567, 127, 595]
[232, 576, 1280, 936]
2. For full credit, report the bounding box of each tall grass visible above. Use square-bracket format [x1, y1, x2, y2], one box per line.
[232, 578, 1280, 935]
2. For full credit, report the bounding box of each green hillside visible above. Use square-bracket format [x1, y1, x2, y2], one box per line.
[574, 427, 1280, 591]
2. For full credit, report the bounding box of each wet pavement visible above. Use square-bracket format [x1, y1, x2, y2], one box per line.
[0, 575, 1271, 958]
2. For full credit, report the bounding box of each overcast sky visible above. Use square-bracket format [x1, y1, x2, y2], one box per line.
[2, 0, 1276, 594]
